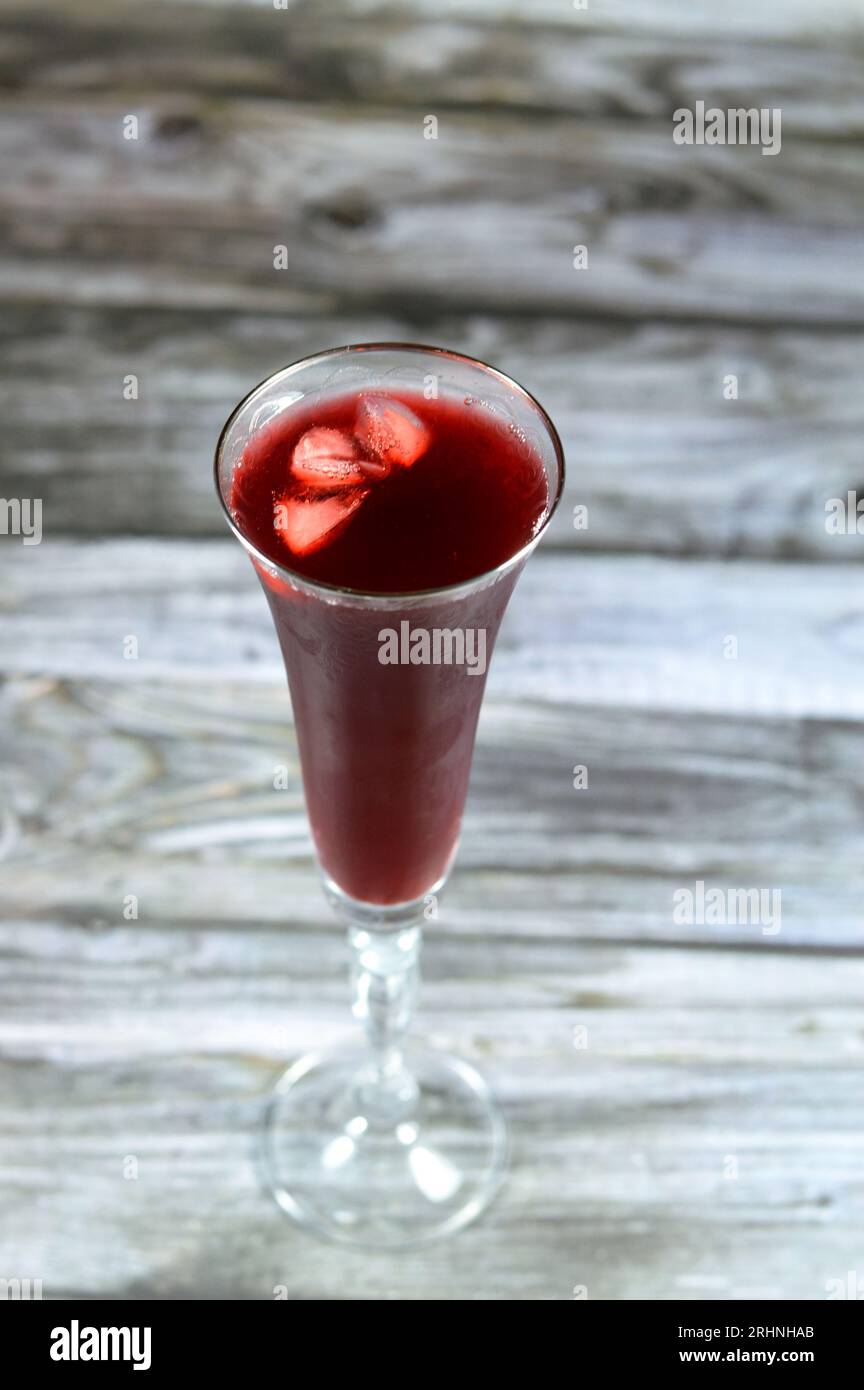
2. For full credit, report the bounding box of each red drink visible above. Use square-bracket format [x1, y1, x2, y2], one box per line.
[229, 385, 550, 905]
[216, 347, 565, 1246]
[231, 389, 548, 592]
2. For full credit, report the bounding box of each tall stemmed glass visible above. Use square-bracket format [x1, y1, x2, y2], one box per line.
[215, 345, 564, 1247]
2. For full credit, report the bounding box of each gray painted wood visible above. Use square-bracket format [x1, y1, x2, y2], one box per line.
[4, 543, 864, 722]
[3, 97, 864, 323]
[1, 942, 863, 1300]
[7, 0, 864, 138]
[1, 655, 863, 954]
[1, 0, 862, 1302]
[3, 307, 863, 561]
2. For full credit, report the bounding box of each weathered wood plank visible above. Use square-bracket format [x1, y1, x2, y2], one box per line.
[1, 674, 862, 950]
[0, 672, 863, 950]
[351, 0, 864, 36]
[2, 98, 863, 323]
[303, 0, 864, 42]
[3, 543, 864, 722]
[1, 941, 862, 1298]
[4, 0, 864, 136]
[102, 0, 864, 37]
[3, 918, 863, 1052]
[2, 306, 862, 560]
[5, 844, 862, 957]
[2, 0, 862, 1305]
[8, 0, 864, 55]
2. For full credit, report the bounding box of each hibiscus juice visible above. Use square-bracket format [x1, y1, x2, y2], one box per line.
[230, 387, 550, 905]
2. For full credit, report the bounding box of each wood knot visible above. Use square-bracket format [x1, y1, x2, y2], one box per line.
[155, 112, 202, 142]
[310, 200, 380, 233]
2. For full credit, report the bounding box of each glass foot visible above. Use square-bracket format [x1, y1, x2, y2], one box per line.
[260, 1045, 508, 1248]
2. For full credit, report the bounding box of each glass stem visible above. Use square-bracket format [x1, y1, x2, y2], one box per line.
[348, 924, 422, 1121]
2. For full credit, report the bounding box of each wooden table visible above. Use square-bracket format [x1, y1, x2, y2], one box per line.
[1, 0, 863, 1300]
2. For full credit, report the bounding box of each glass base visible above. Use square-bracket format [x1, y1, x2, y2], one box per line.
[260, 1045, 508, 1248]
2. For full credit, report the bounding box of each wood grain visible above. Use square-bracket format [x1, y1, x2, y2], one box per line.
[1, 670, 863, 954]
[4, 0, 864, 137]
[2, 0, 863, 1303]
[1, 930, 862, 1299]
[3, 542, 864, 722]
[2, 306, 863, 561]
[3, 96, 864, 324]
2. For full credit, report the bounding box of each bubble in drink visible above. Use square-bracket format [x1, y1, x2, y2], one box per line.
[275, 488, 368, 556]
[355, 394, 431, 468]
[291, 427, 369, 489]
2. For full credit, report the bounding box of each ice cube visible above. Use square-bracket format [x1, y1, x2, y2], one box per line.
[355, 454, 391, 480]
[274, 489, 368, 556]
[291, 427, 368, 489]
[355, 394, 431, 468]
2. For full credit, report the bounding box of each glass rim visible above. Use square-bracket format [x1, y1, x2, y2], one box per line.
[213, 341, 566, 602]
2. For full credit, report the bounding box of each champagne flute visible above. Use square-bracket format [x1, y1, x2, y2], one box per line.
[215, 345, 564, 1247]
